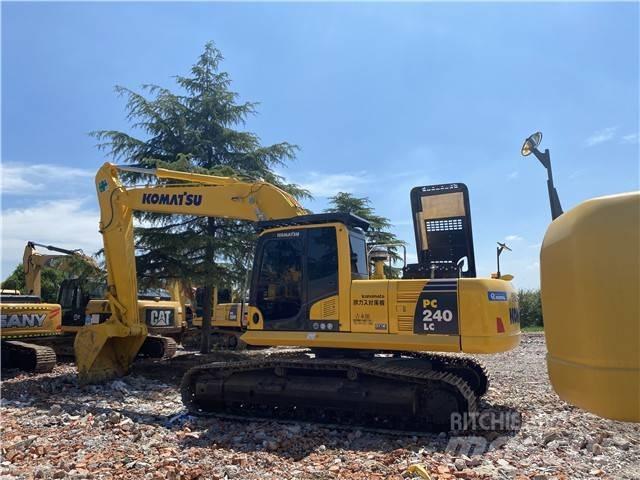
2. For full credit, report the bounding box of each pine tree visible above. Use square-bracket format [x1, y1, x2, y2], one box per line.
[2, 257, 103, 303]
[91, 42, 308, 352]
[324, 193, 406, 278]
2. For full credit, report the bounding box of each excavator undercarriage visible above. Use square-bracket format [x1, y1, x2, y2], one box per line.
[181, 350, 486, 431]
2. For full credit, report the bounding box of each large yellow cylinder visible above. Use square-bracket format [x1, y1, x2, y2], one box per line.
[541, 192, 639, 422]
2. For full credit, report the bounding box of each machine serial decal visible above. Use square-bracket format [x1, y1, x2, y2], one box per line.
[276, 231, 300, 238]
[141, 192, 202, 206]
[413, 280, 459, 335]
[488, 291, 508, 302]
[1, 313, 47, 328]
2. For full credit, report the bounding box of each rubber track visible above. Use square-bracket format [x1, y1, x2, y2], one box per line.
[180, 357, 476, 430]
[3, 340, 56, 373]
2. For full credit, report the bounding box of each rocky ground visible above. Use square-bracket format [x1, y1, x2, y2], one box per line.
[1, 334, 638, 480]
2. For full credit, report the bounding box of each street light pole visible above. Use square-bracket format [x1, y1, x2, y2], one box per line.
[521, 132, 564, 221]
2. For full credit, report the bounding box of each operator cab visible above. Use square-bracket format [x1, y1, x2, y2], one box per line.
[249, 213, 369, 332]
[58, 278, 107, 327]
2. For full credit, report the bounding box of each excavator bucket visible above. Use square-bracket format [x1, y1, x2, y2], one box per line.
[74, 319, 147, 384]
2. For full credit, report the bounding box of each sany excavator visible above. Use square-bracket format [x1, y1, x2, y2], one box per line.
[0, 242, 66, 372]
[23, 242, 184, 359]
[76, 162, 520, 429]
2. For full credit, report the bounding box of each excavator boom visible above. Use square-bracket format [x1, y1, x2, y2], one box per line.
[76, 162, 306, 383]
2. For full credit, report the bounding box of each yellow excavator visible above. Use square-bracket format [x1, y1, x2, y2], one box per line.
[168, 280, 247, 350]
[521, 132, 639, 422]
[188, 287, 247, 349]
[0, 243, 66, 372]
[75, 162, 520, 429]
[23, 242, 183, 358]
[0, 291, 61, 372]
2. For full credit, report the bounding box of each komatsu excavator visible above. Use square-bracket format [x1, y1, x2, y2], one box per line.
[76, 162, 520, 429]
[23, 242, 182, 358]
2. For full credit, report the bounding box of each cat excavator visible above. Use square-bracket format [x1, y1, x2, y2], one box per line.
[75, 162, 520, 429]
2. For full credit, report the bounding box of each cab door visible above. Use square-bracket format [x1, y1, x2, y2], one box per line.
[252, 226, 339, 331]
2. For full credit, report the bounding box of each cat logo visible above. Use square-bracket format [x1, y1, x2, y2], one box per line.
[145, 309, 174, 327]
[1, 313, 47, 328]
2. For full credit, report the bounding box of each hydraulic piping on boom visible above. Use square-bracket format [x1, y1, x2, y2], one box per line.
[75, 162, 307, 383]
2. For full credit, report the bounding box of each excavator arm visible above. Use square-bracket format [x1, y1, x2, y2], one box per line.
[23, 243, 65, 297]
[76, 162, 305, 383]
[23, 242, 100, 297]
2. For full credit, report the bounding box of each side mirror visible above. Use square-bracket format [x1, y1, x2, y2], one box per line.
[521, 131, 543, 157]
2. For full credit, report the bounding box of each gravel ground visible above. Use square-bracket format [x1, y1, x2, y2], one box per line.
[1, 333, 638, 479]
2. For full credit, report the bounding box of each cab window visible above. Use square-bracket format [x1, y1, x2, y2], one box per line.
[307, 227, 338, 301]
[349, 230, 368, 279]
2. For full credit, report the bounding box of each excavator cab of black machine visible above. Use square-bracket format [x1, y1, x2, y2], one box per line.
[404, 183, 477, 279]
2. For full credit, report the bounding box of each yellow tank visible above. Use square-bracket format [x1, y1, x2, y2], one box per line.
[541, 192, 640, 422]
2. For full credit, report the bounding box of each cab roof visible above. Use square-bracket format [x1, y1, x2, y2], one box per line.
[256, 213, 370, 232]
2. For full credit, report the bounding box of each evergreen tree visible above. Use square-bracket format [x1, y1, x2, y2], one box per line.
[2, 257, 103, 303]
[91, 42, 308, 352]
[324, 193, 405, 278]
[2, 264, 64, 303]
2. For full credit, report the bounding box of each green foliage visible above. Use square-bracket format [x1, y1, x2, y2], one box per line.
[2, 264, 65, 303]
[518, 289, 543, 328]
[91, 42, 308, 299]
[324, 193, 406, 278]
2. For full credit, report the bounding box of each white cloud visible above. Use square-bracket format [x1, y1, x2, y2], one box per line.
[1, 198, 101, 278]
[505, 234, 523, 242]
[585, 127, 618, 147]
[298, 171, 370, 197]
[1, 162, 93, 195]
[507, 171, 519, 180]
[621, 133, 639, 144]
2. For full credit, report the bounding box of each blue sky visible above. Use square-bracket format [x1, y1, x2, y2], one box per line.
[2, 2, 638, 288]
